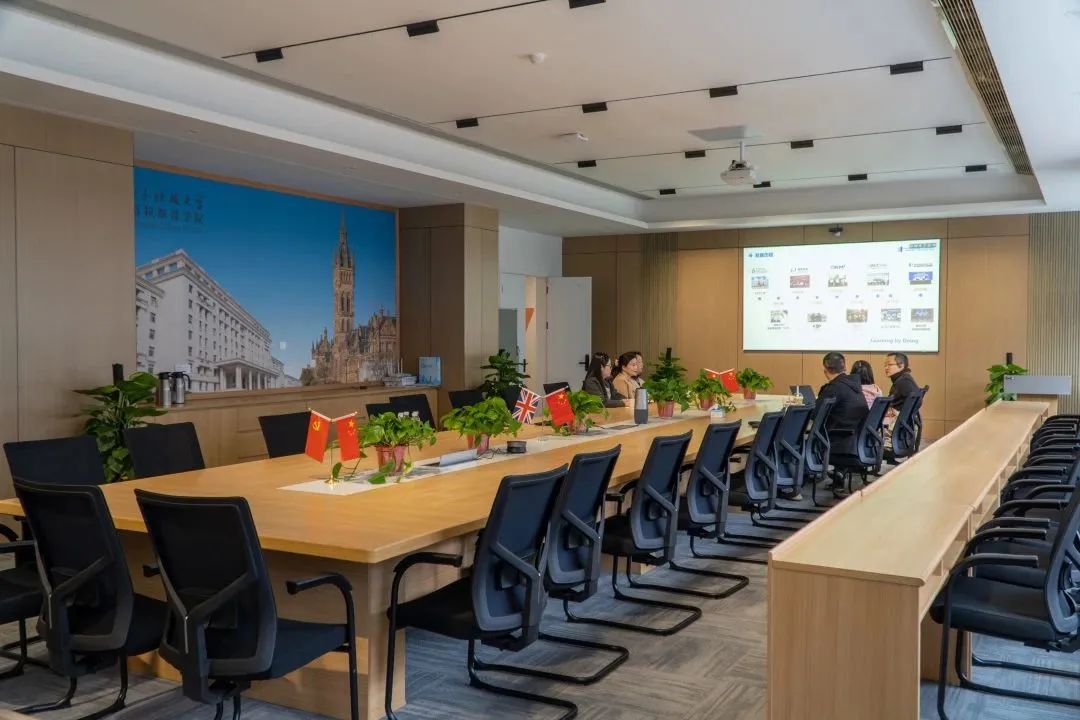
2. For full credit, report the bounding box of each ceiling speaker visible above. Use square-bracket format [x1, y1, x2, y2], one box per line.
[889, 61, 924, 75]
[658, 188, 677, 196]
[790, 139, 814, 149]
[581, 101, 608, 114]
[753, 181, 772, 189]
[848, 173, 868, 182]
[936, 125, 963, 135]
[684, 150, 706, 159]
[577, 160, 597, 168]
[455, 118, 479, 129]
[709, 85, 738, 98]
[406, 20, 440, 37]
[569, 0, 606, 8]
[965, 164, 988, 172]
[255, 48, 283, 63]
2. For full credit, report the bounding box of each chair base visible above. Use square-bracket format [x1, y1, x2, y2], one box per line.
[212, 696, 243, 720]
[19, 657, 129, 720]
[471, 630, 628, 685]
[689, 534, 769, 566]
[971, 650, 1079, 679]
[625, 559, 749, 600]
[750, 510, 807, 532]
[467, 639, 578, 719]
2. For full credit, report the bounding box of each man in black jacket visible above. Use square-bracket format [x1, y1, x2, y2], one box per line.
[884, 352, 919, 414]
[817, 352, 868, 459]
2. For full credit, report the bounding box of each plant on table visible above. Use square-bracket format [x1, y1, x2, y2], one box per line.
[479, 350, 530, 399]
[985, 362, 1028, 405]
[359, 412, 437, 484]
[77, 371, 166, 482]
[441, 396, 522, 454]
[735, 367, 772, 400]
[689, 370, 734, 411]
[649, 351, 687, 383]
[643, 375, 692, 417]
[546, 390, 608, 436]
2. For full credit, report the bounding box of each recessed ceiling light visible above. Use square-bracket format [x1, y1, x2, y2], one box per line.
[456, 118, 479, 129]
[889, 61, 924, 75]
[577, 160, 597, 168]
[569, 0, 606, 8]
[965, 164, 988, 173]
[936, 125, 963, 135]
[581, 102, 608, 114]
[684, 150, 706, 159]
[709, 85, 739, 98]
[254, 47, 283, 63]
[528, 52, 547, 64]
[753, 181, 772, 189]
[658, 188, 677, 196]
[790, 139, 814, 149]
[848, 173, 869, 182]
[406, 19, 439, 37]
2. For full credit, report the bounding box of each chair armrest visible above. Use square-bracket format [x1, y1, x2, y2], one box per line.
[0, 540, 34, 555]
[948, 552, 1040, 579]
[995, 498, 1068, 518]
[392, 552, 463, 577]
[143, 563, 160, 578]
[964, 527, 1047, 555]
[980, 516, 1052, 531]
[0, 524, 18, 543]
[286, 572, 353, 595]
[1024, 484, 1075, 499]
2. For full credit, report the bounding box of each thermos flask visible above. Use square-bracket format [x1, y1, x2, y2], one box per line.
[156, 372, 172, 408]
[171, 371, 191, 405]
[634, 387, 649, 425]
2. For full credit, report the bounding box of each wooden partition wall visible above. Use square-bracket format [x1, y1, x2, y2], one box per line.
[564, 216, 1030, 440]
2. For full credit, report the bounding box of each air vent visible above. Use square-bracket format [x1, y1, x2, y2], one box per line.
[936, 125, 963, 135]
[790, 139, 815, 149]
[965, 164, 988, 173]
[753, 181, 772, 189]
[581, 101, 608, 114]
[709, 85, 739, 98]
[569, 0, 606, 8]
[848, 173, 868, 182]
[577, 160, 597, 168]
[684, 150, 706, 159]
[455, 118, 479, 129]
[254, 48, 283, 63]
[406, 19, 440, 37]
[937, 0, 1032, 174]
[889, 61, 924, 75]
[658, 188, 677, 196]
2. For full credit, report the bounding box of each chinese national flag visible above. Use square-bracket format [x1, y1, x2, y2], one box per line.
[546, 388, 574, 427]
[718, 369, 740, 393]
[305, 411, 331, 462]
[704, 368, 721, 379]
[335, 413, 361, 462]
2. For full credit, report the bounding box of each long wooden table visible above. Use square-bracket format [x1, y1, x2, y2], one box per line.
[767, 400, 1048, 720]
[0, 398, 785, 720]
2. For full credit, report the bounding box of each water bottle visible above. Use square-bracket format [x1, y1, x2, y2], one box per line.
[634, 387, 649, 425]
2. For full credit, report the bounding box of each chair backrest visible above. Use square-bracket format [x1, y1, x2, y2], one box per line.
[543, 382, 570, 395]
[914, 385, 929, 448]
[1043, 487, 1080, 636]
[448, 389, 485, 409]
[501, 386, 523, 416]
[471, 465, 566, 645]
[135, 490, 277, 703]
[390, 394, 435, 427]
[4, 435, 105, 486]
[805, 397, 836, 474]
[743, 411, 784, 504]
[545, 446, 621, 597]
[855, 397, 892, 466]
[124, 422, 205, 479]
[684, 421, 742, 532]
[890, 387, 926, 459]
[12, 479, 135, 674]
[366, 402, 393, 419]
[627, 431, 693, 560]
[257, 411, 311, 459]
[774, 405, 814, 486]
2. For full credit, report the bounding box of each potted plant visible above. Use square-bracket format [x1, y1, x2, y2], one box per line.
[985, 362, 1028, 405]
[546, 390, 608, 435]
[649, 351, 687, 383]
[77, 371, 166, 482]
[643, 376, 692, 418]
[441, 396, 522, 454]
[360, 412, 437, 477]
[689, 370, 733, 410]
[479, 350, 530, 399]
[735, 368, 772, 400]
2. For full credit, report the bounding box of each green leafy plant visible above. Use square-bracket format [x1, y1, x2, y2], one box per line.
[985, 362, 1028, 405]
[76, 371, 166, 482]
[689, 370, 733, 409]
[643, 376, 692, 412]
[545, 390, 608, 436]
[735, 367, 773, 392]
[649, 352, 687, 383]
[479, 350, 530, 399]
[441, 396, 522, 440]
[360, 412, 438, 450]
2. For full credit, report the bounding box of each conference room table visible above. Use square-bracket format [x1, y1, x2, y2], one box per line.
[0, 397, 786, 720]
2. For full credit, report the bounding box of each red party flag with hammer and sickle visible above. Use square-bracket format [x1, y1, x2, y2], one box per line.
[545, 388, 575, 428]
[305, 411, 331, 462]
[335, 413, 361, 462]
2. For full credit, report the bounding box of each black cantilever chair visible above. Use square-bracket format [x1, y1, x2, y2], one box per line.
[473, 446, 629, 684]
[4, 436, 106, 487]
[831, 396, 891, 493]
[257, 411, 311, 458]
[803, 397, 836, 508]
[124, 422, 205, 478]
[772, 404, 818, 516]
[568, 431, 702, 636]
[0, 522, 40, 681]
[929, 483, 1080, 718]
[385, 465, 575, 720]
[448, 389, 485, 409]
[728, 411, 796, 536]
[885, 387, 927, 464]
[390, 393, 436, 427]
[135, 490, 359, 720]
[12, 479, 167, 720]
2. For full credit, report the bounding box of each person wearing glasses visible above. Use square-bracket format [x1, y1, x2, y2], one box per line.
[582, 352, 629, 408]
[883, 352, 919, 417]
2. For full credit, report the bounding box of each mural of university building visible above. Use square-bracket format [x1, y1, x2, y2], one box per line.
[135, 250, 298, 392]
[305, 216, 399, 385]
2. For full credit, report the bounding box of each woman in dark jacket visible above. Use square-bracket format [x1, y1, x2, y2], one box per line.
[582, 352, 628, 408]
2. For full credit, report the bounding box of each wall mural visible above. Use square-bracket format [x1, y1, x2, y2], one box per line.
[134, 167, 398, 393]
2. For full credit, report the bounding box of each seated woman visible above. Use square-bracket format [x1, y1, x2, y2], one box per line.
[582, 352, 628, 408]
[611, 350, 644, 401]
[851, 360, 882, 408]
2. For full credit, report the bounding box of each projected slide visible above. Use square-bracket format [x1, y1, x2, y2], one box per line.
[742, 239, 941, 352]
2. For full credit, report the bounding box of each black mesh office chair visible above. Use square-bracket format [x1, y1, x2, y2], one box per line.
[448, 389, 485, 409]
[501, 386, 523, 417]
[929, 485, 1080, 718]
[390, 394, 435, 427]
[124, 422, 205, 478]
[729, 411, 795, 535]
[473, 446, 629, 684]
[830, 396, 891, 493]
[543, 382, 570, 395]
[365, 402, 393, 418]
[885, 387, 926, 463]
[257, 411, 311, 458]
[385, 466, 574, 720]
[4, 435, 106, 486]
[12, 479, 167, 720]
[135, 490, 359, 720]
[803, 397, 836, 508]
[772, 404, 818, 516]
[0, 523, 40, 681]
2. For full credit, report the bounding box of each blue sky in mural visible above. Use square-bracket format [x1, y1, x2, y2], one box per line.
[134, 167, 396, 377]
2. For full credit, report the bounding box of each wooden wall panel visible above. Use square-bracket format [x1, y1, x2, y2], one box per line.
[948, 214, 1028, 238]
[0, 104, 132, 166]
[675, 249, 739, 375]
[740, 226, 804, 247]
[477, 228, 501, 390]
[1028, 212, 1080, 413]
[803, 223, 873, 245]
[737, 352, 805, 392]
[872, 219, 949, 242]
[397, 228, 431, 373]
[563, 251, 618, 355]
[15, 148, 135, 443]
[428, 228, 466, 415]
[0, 146, 15, 498]
[616, 250, 643, 354]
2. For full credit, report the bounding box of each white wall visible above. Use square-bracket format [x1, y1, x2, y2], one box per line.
[498, 226, 562, 278]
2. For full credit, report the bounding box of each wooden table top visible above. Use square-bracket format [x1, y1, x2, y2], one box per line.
[0, 399, 785, 564]
[769, 400, 1047, 586]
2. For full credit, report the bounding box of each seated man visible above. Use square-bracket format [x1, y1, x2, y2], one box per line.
[884, 352, 919, 418]
[817, 352, 869, 496]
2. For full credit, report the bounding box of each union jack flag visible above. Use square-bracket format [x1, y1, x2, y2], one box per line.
[512, 387, 541, 424]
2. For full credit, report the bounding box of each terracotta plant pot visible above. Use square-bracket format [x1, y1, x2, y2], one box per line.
[375, 444, 407, 472]
[697, 395, 714, 410]
[743, 388, 757, 401]
[657, 400, 676, 418]
[467, 434, 491, 455]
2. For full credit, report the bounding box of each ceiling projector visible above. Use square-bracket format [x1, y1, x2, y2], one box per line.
[721, 142, 758, 186]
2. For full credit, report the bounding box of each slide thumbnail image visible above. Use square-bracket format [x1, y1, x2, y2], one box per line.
[807, 312, 827, 324]
[908, 271, 934, 285]
[911, 308, 935, 322]
[770, 310, 788, 324]
[867, 272, 890, 287]
[846, 308, 868, 323]
[880, 308, 902, 322]
[827, 273, 848, 288]
[751, 275, 769, 289]
[790, 274, 811, 288]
